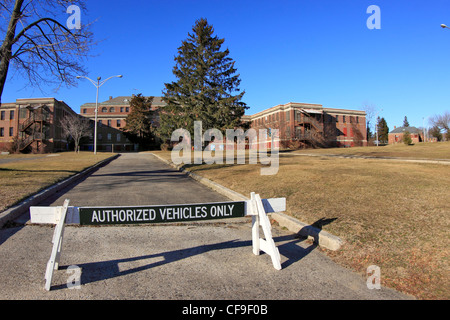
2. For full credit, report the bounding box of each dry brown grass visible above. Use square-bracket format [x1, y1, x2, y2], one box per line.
[152, 147, 450, 300]
[293, 141, 450, 160]
[0, 152, 112, 212]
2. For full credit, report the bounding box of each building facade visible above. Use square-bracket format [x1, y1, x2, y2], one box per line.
[0, 98, 77, 153]
[247, 102, 367, 148]
[2, 96, 367, 153]
[79, 96, 165, 152]
[388, 126, 423, 144]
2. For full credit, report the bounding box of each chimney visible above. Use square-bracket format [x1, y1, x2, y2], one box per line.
[109, 96, 113, 100]
[394, 126, 396, 129]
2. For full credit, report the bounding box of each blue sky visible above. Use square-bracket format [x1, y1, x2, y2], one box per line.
[2, 0, 450, 130]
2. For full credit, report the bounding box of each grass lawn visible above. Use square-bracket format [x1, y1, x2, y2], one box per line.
[293, 141, 450, 160]
[152, 143, 450, 299]
[0, 152, 113, 212]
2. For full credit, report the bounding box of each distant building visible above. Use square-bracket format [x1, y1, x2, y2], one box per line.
[246, 102, 367, 149]
[79, 96, 165, 152]
[2, 95, 368, 153]
[0, 98, 77, 153]
[388, 126, 423, 144]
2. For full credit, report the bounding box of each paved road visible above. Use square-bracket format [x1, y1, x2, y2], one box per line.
[0, 153, 412, 300]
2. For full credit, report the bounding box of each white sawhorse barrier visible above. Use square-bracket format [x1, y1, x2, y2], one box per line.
[30, 193, 285, 291]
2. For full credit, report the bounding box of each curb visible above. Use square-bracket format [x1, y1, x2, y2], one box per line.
[0, 154, 120, 229]
[149, 152, 343, 251]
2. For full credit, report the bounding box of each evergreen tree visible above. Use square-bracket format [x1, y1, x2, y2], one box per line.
[159, 18, 248, 141]
[123, 94, 155, 148]
[403, 131, 412, 145]
[377, 117, 389, 144]
[403, 116, 410, 127]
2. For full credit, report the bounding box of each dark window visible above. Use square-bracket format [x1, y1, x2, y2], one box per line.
[0, 128, 4, 136]
[9, 127, 13, 136]
[0, 111, 4, 120]
[9, 110, 14, 120]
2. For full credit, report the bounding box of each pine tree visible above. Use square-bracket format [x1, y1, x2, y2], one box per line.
[123, 94, 155, 148]
[377, 117, 389, 144]
[159, 18, 248, 141]
[403, 131, 412, 145]
[403, 116, 410, 127]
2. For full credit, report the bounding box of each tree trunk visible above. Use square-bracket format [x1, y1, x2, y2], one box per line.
[0, 0, 24, 104]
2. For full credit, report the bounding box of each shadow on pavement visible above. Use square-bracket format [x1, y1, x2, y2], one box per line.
[50, 234, 316, 291]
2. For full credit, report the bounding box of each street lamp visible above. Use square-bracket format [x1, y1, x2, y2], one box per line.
[76, 75, 123, 154]
[441, 24, 450, 30]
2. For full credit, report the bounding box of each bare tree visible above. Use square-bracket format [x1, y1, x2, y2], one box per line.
[361, 102, 378, 140]
[429, 111, 450, 138]
[60, 113, 91, 152]
[0, 0, 95, 103]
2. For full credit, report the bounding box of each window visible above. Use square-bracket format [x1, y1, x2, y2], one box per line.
[98, 133, 102, 140]
[286, 111, 290, 121]
[107, 133, 111, 141]
[343, 115, 346, 123]
[336, 115, 339, 122]
[107, 120, 112, 127]
[0, 128, 3, 137]
[120, 107, 124, 112]
[356, 116, 359, 123]
[9, 127, 14, 136]
[117, 133, 121, 142]
[98, 120, 102, 127]
[125, 107, 129, 112]
[110, 107, 115, 113]
[0, 111, 4, 120]
[116, 119, 121, 127]
[83, 109, 87, 114]
[102, 107, 107, 113]
[10, 110, 14, 120]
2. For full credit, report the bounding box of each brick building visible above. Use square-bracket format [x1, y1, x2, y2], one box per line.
[0, 98, 78, 153]
[1, 96, 367, 153]
[388, 126, 423, 144]
[79, 96, 165, 152]
[247, 102, 367, 148]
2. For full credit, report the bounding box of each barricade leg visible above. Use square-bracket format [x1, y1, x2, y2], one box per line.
[44, 199, 69, 291]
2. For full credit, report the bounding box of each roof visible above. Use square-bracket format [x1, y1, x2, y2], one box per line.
[389, 126, 422, 134]
[81, 96, 165, 107]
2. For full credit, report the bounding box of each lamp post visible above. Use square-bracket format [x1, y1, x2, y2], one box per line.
[76, 75, 123, 154]
[441, 24, 450, 30]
